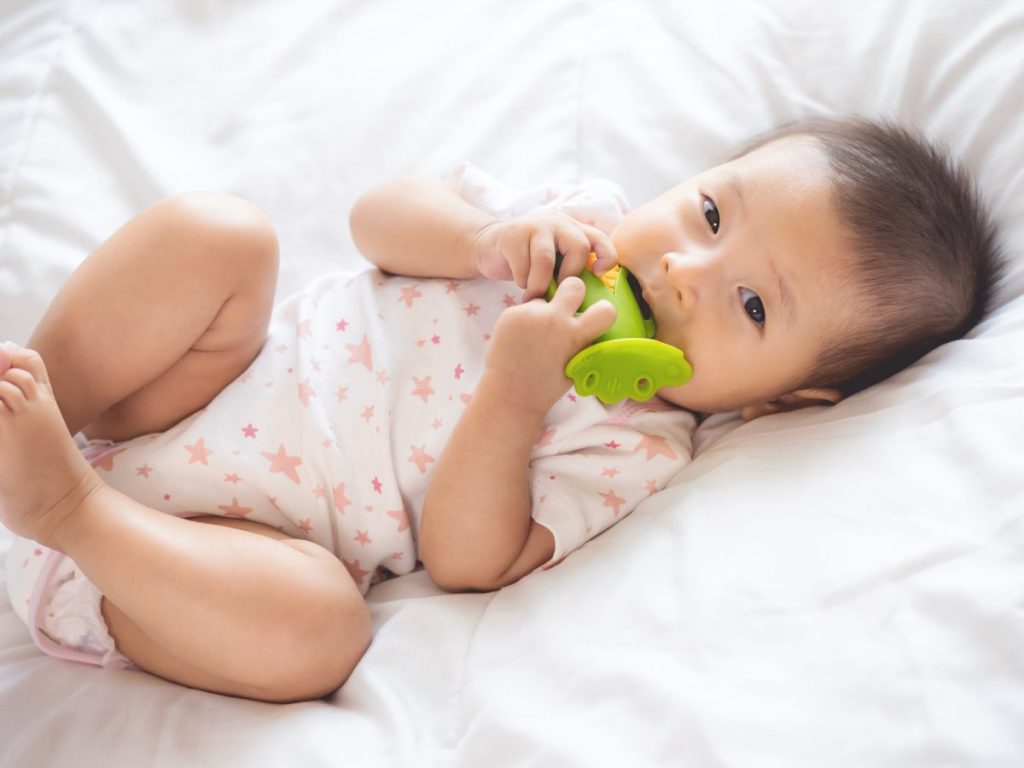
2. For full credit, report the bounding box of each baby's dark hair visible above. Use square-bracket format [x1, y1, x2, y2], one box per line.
[736, 115, 1004, 397]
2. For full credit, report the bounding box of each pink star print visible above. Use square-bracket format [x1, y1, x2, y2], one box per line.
[335, 318, 349, 331]
[224, 473, 242, 484]
[346, 334, 373, 370]
[454, 363, 464, 380]
[335, 385, 348, 402]
[387, 508, 410, 532]
[298, 519, 313, 534]
[217, 497, 253, 518]
[600, 489, 626, 516]
[371, 476, 382, 493]
[444, 280, 461, 293]
[408, 444, 435, 474]
[333, 483, 352, 515]
[354, 530, 372, 546]
[136, 464, 152, 478]
[298, 378, 316, 407]
[241, 423, 258, 438]
[343, 559, 369, 586]
[261, 444, 303, 484]
[361, 404, 375, 421]
[184, 438, 212, 465]
[399, 285, 424, 308]
[635, 434, 678, 461]
[463, 302, 480, 316]
[90, 447, 126, 472]
[431, 334, 440, 345]
[411, 375, 435, 402]
[296, 319, 312, 339]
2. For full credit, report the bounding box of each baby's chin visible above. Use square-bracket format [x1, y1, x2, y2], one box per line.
[655, 384, 708, 414]
[655, 382, 740, 415]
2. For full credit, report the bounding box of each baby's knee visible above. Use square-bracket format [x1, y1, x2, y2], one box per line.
[154, 192, 279, 274]
[264, 579, 372, 703]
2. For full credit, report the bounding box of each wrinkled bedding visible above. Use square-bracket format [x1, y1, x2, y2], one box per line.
[1, 1, 1023, 766]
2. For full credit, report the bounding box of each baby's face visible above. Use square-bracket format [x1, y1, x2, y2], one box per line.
[611, 137, 856, 415]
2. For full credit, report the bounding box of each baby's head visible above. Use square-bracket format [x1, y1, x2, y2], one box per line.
[610, 116, 1003, 419]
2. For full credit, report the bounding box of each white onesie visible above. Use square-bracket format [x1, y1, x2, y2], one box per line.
[7, 163, 698, 668]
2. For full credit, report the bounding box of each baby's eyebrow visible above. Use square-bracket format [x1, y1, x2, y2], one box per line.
[770, 256, 796, 327]
[730, 175, 745, 210]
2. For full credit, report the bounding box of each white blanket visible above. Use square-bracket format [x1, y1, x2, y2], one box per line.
[1, 1, 1023, 766]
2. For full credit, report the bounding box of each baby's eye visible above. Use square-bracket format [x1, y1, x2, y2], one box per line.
[702, 196, 720, 234]
[739, 287, 765, 326]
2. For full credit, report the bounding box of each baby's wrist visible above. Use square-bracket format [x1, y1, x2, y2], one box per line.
[475, 370, 553, 422]
[466, 220, 502, 279]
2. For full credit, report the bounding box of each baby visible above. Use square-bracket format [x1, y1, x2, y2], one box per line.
[0, 116, 1001, 704]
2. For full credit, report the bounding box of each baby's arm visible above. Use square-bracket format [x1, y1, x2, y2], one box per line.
[349, 174, 616, 298]
[419, 278, 617, 592]
[349, 176, 496, 279]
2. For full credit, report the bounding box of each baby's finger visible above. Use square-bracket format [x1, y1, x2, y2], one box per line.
[553, 225, 593, 281]
[576, 299, 618, 342]
[523, 230, 557, 301]
[504, 237, 532, 290]
[0, 343, 11, 376]
[548, 275, 587, 313]
[577, 224, 618, 275]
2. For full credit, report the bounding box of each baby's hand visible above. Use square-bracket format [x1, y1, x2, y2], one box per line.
[481, 276, 617, 415]
[472, 211, 617, 301]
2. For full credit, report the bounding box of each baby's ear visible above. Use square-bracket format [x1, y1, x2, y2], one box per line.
[739, 387, 843, 422]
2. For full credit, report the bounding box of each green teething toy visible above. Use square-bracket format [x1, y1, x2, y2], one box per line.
[546, 252, 693, 404]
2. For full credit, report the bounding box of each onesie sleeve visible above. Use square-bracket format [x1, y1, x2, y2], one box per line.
[528, 404, 697, 571]
[447, 161, 631, 233]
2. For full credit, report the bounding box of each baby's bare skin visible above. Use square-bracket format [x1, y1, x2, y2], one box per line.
[0, 343, 103, 550]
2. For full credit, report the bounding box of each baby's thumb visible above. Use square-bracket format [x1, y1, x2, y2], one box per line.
[578, 299, 617, 342]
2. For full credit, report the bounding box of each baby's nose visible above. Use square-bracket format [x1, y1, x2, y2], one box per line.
[660, 252, 703, 310]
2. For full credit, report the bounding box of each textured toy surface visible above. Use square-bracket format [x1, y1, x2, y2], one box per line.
[547, 253, 692, 403]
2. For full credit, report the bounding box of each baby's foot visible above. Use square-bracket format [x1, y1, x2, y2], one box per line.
[0, 342, 103, 550]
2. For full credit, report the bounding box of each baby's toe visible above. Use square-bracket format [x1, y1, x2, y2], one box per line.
[3, 367, 39, 401]
[0, 380, 26, 412]
[3, 344, 50, 386]
[0, 344, 11, 375]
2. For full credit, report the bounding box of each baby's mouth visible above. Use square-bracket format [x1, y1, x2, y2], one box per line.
[624, 270, 653, 321]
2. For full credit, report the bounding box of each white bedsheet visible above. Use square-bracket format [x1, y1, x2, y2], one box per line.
[2, 1, 1023, 766]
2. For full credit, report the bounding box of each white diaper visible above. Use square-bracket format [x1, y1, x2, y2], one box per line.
[7, 533, 135, 670]
[4, 433, 138, 670]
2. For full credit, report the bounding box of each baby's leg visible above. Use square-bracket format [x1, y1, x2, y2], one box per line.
[2, 195, 372, 702]
[0, 346, 371, 703]
[28, 192, 279, 441]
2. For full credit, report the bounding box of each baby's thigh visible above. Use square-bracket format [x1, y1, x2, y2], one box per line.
[187, 514, 341, 563]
